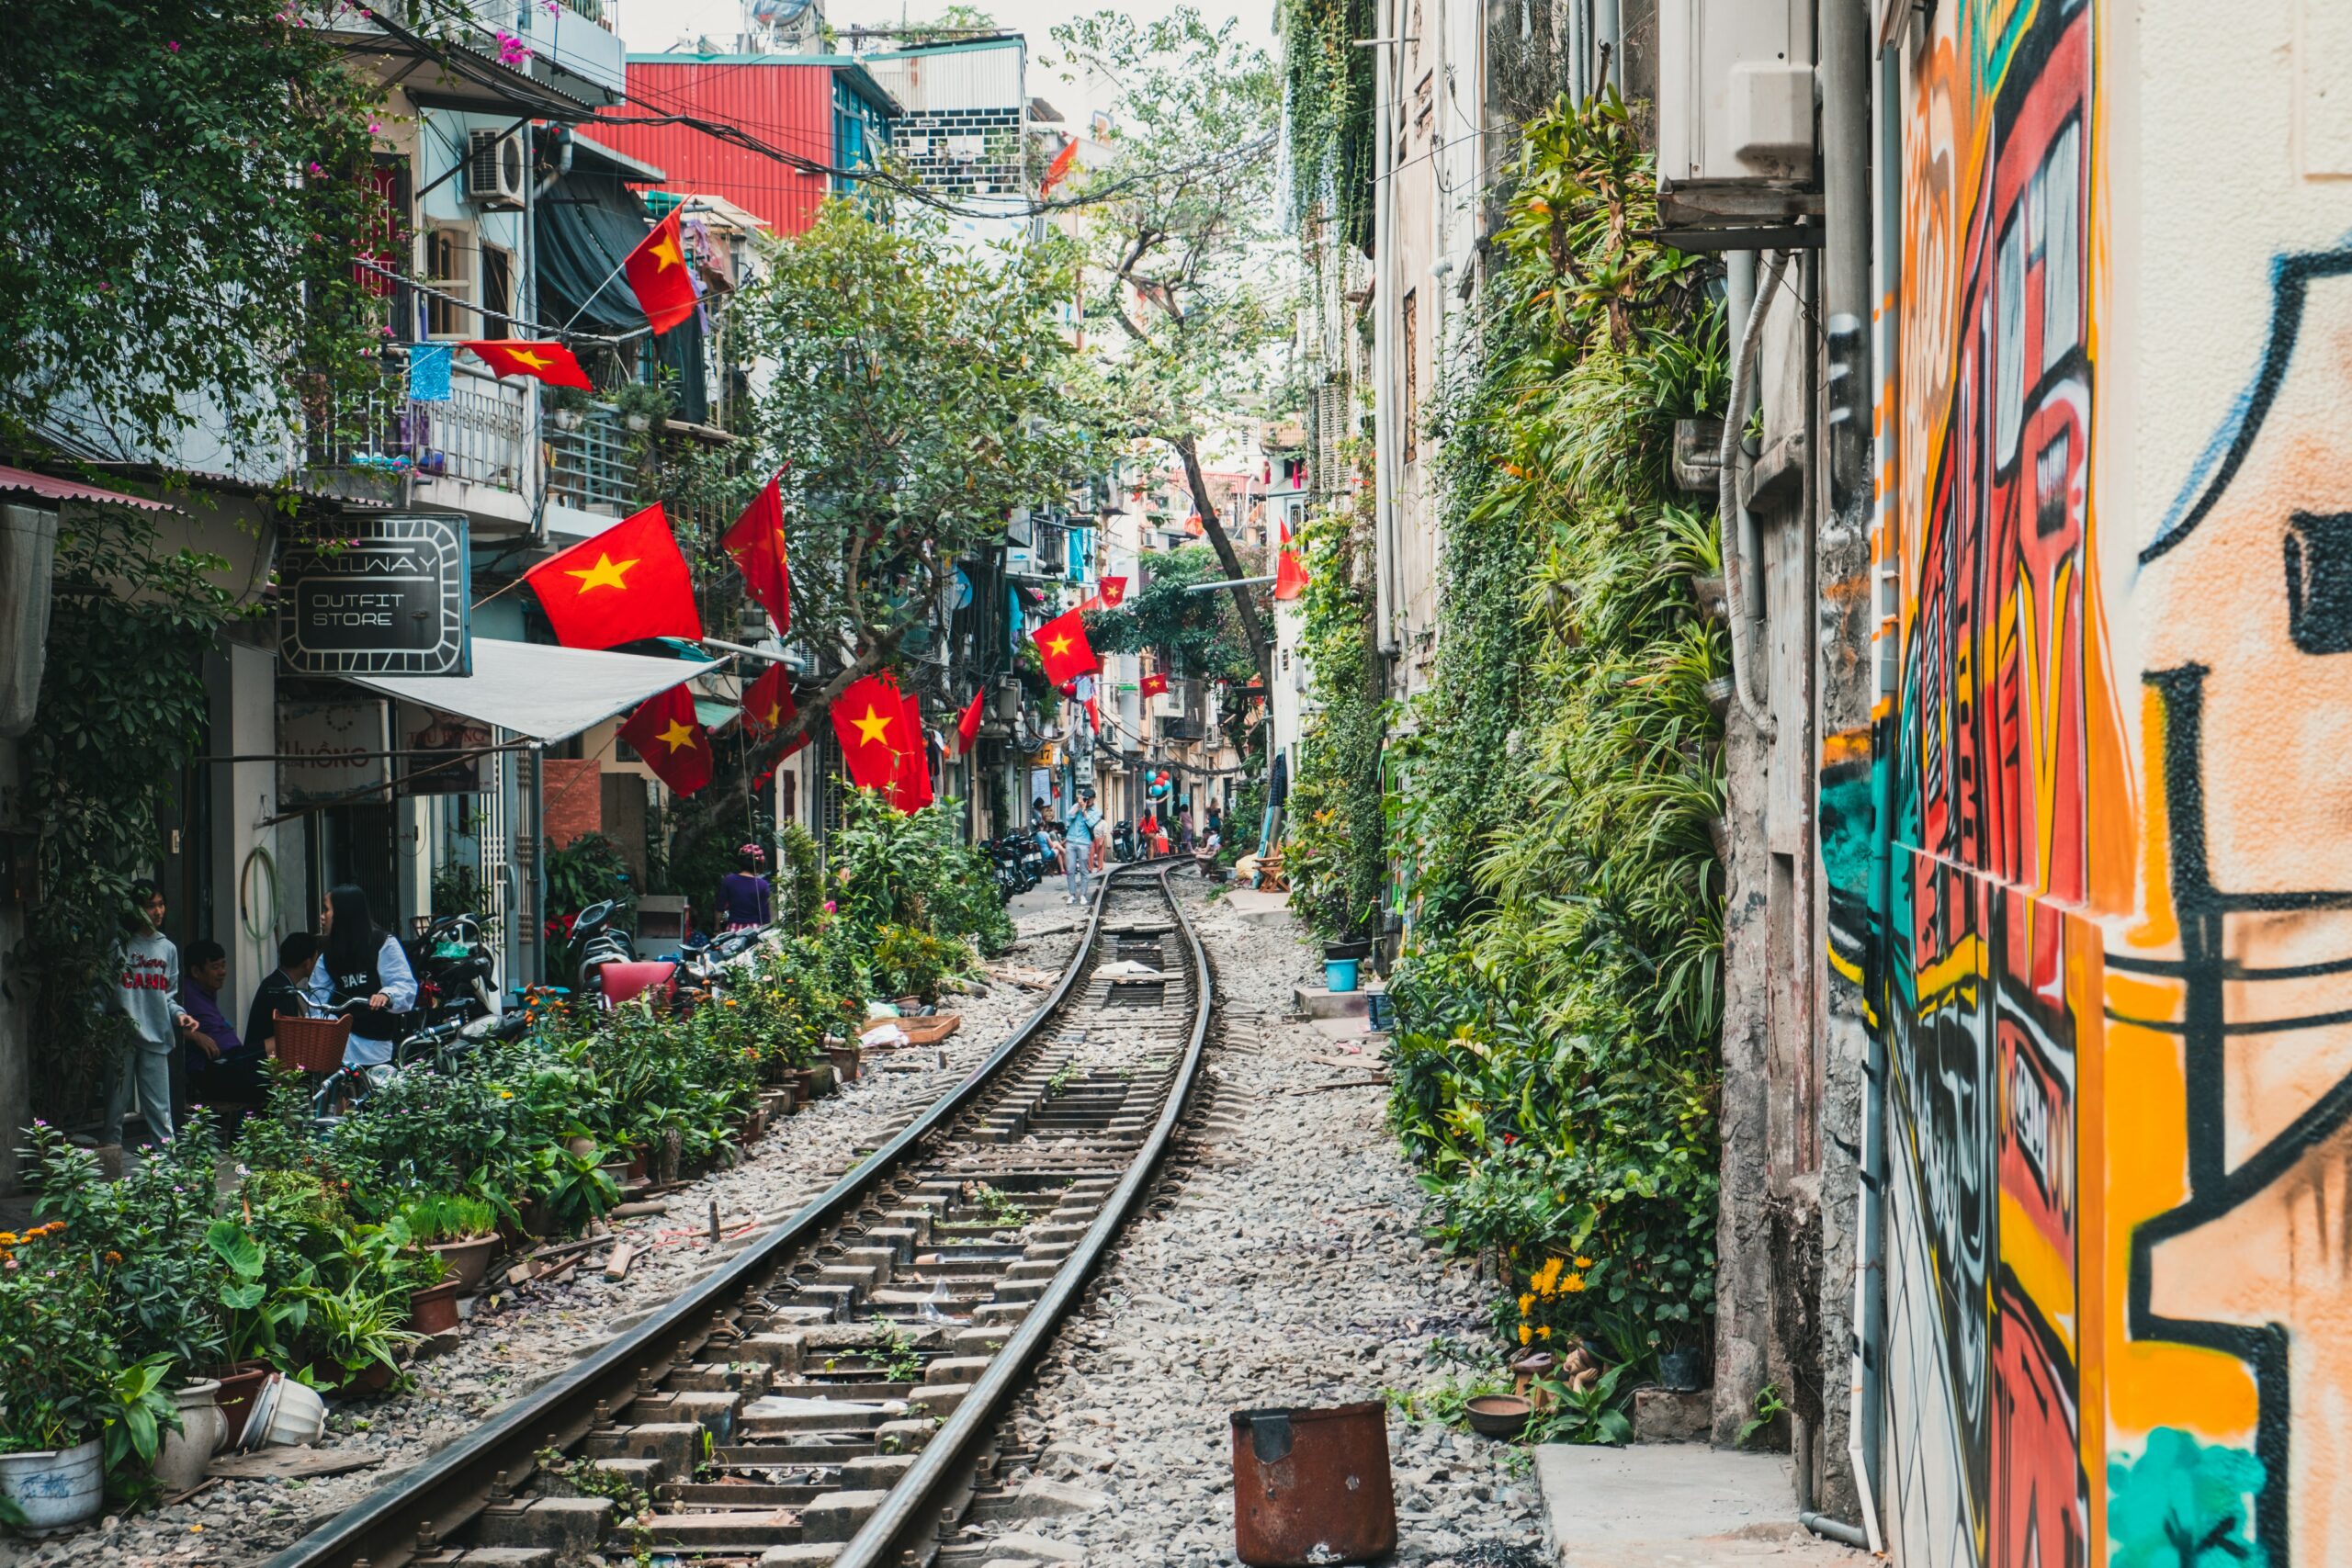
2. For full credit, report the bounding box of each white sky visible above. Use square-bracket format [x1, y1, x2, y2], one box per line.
[615, 0, 1261, 121]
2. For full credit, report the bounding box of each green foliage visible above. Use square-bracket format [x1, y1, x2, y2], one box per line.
[0, 0, 381, 460]
[24, 509, 244, 1123]
[776, 823, 826, 934]
[832, 788, 1014, 956]
[1082, 544, 1259, 686]
[1283, 504, 1386, 943]
[1275, 0, 1377, 249]
[1381, 93, 1728, 1359]
[545, 831, 635, 918]
[1736, 1382, 1791, 1449]
[869, 923, 970, 1002]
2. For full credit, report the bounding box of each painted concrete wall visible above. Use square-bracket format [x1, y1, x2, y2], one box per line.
[1873, 1, 2352, 1562]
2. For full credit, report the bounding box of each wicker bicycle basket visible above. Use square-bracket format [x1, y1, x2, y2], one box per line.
[273, 1013, 352, 1075]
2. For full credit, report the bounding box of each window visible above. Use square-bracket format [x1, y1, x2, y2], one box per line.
[424, 228, 472, 340]
[479, 244, 513, 341]
[1402, 288, 1419, 466]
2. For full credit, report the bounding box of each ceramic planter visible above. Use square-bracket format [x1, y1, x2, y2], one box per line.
[824, 1043, 860, 1083]
[407, 1280, 462, 1337]
[431, 1233, 502, 1294]
[153, 1380, 228, 1494]
[0, 1439, 104, 1530]
[213, 1362, 272, 1448]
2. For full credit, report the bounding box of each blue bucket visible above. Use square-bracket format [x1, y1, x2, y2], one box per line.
[1325, 958, 1360, 993]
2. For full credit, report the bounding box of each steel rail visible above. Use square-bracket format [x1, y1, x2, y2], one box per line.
[833, 863, 1215, 1567]
[257, 866, 1133, 1568]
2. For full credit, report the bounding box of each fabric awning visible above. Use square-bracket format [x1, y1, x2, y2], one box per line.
[344, 637, 722, 741]
[0, 465, 181, 513]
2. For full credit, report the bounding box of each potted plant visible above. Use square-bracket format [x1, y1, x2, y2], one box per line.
[394, 1194, 503, 1295]
[0, 1225, 164, 1529]
[296, 1278, 419, 1397]
[610, 378, 671, 434]
[546, 382, 591, 431]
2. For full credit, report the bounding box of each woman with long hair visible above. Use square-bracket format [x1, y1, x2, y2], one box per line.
[303, 883, 418, 1066]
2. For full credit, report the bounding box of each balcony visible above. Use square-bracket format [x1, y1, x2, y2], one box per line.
[545, 405, 642, 523]
[309, 367, 539, 527]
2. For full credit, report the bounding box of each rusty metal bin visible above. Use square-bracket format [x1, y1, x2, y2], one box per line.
[1230, 1402, 1397, 1565]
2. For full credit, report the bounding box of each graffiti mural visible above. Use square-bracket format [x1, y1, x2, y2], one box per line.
[1883, 0, 2352, 1561]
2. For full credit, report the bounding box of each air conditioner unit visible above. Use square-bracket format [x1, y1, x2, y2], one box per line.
[1656, 0, 1816, 229]
[467, 130, 528, 210]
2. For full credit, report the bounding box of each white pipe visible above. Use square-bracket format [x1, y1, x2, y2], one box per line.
[1717, 251, 1784, 739]
[1370, 14, 1400, 657]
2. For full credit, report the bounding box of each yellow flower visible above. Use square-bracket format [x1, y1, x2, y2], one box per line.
[1536, 1325, 1553, 1338]
[0, 1233, 17, 1247]
[1531, 1256, 1564, 1294]
[1561, 1272, 1586, 1293]
[1518, 1292, 1536, 1316]
[499, 1089, 514, 1100]
[1575, 1256, 1594, 1269]
[1517, 1323, 1533, 1346]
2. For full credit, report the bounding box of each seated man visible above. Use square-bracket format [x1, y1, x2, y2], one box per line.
[181, 938, 270, 1127]
[243, 931, 320, 1072]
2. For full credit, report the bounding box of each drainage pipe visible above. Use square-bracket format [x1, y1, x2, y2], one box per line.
[1716, 250, 1784, 740]
[1800, 1511, 1871, 1551]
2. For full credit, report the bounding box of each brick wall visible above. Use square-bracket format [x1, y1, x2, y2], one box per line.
[543, 759, 603, 849]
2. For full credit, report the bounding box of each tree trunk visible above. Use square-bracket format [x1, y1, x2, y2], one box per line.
[1173, 434, 1275, 698]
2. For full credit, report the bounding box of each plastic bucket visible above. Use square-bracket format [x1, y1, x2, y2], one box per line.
[1324, 958, 1360, 993]
[0, 1439, 104, 1531]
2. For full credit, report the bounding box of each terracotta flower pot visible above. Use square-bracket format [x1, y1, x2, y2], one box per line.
[625, 1150, 648, 1182]
[825, 1043, 860, 1083]
[311, 1359, 394, 1398]
[407, 1279, 462, 1337]
[431, 1233, 502, 1294]
[213, 1362, 273, 1448]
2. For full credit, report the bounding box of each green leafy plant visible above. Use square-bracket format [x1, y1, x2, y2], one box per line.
[1526, 1362, 1634, 1447]
[536, 1445, 656, 1566]
[963, 1182, 1029, 1231]
[1737, 1382, 1791, 1449]
[865, 1323, 925, 1383]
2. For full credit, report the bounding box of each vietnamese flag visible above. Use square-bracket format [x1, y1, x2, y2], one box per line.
[956, 688, 986, 756]
[891, 688, 934, 812]
[625, 209, 700, 336]
[723, 472, 792, 634]
[1096, 576, 1126, 607]
[1274, 547, 1310, 601]
[831, 672, 928, 811]
[522, 502, 704, 649]
[1084, 694, 1100, 733]
[742, 662, 808, 758]
[1140, 671, 1170, 699]
[619, 684, 712, 795]
[1040, 137, 1080, 197]
[464, 339, 593, 389]
[1031, 607, 1097, 686]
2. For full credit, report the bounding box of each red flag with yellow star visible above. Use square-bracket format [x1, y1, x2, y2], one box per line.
[624, 209, 700, 336]
[1140, 671, 1170, 699]
[521, 502, 704, 649]
[1030, 607, 1098, 686]
[618, 683, 712, 795]
[831, 672, 927, 806]
[741, 662, 808, 758]
[956, 687, 986, 756]
[723, 472, 791, 634]
[889, 687, 934, 813]
[463, 339, 594, 389]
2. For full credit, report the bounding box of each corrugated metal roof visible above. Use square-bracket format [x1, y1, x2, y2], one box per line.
[860, 39, 1024, 113]
[0, 465, 181, 513]
[600, 58, 861, 235]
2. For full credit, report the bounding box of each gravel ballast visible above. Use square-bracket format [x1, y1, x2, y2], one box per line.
[958, 874, 1550, 1567]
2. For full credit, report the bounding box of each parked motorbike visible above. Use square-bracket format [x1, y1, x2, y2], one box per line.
[1112, 819, 1137, 863]
[677, 923, 769, 999]
[564, 900, 638, 995]
[407, 911, 500, 1027]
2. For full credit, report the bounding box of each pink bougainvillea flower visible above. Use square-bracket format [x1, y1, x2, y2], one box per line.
[165, 39, 179, 51]
[496, 29, 531, 66]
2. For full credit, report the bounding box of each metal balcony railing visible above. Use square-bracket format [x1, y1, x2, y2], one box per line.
[544, 406, 640, 515]
[311, 368, 532, 491]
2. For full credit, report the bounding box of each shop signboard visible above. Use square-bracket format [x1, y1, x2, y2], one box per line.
[279, 513, 471, 677]
[278, 699, 389, 806]
[398, 705, 495, 795]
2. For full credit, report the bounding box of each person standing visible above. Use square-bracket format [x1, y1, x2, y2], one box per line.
[305, 884, 417, 1067]
[718, 844, 774, 931]
[103, 879, 192, 1147]
[180, 939, 267, 1129]
[1207, 803, 1224, 843]
[1063, 788, 1103, 904]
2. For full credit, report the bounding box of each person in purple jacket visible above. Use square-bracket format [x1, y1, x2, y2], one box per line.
[717, 844, 773, 931]
[180, 938, 267, 1131]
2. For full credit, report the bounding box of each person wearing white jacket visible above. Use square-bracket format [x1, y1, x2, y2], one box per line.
[305, 883, 417, 1067]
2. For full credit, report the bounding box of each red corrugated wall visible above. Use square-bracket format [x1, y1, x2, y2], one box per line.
[597, 60, 837, 235]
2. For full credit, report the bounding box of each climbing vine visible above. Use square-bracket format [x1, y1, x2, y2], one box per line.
[1379, 92, 1732, 1362]
[1276, 0, 1378, 250]
[1283, 498, 1386, 945]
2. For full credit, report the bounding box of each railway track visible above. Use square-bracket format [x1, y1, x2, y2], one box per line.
[260, 863, 1213, 1568]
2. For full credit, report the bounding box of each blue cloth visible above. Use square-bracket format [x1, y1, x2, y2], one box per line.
[1065, 806, 1102, 846]
[303, 936, 417, 1066]
[408, 343, 452, 402]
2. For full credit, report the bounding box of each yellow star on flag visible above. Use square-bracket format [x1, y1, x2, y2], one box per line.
[509, 348, 552, 370]
[762, 699, 784, 727]
[655, 718, 698, 753]
[852, 704, 893, 747]
[1046, 634, 1073, 656]
[568, 552, 638, 593]
[650, 234, 683, 271]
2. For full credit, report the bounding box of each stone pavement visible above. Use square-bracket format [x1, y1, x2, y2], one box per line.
[1532, 1445, 1872, 1567]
